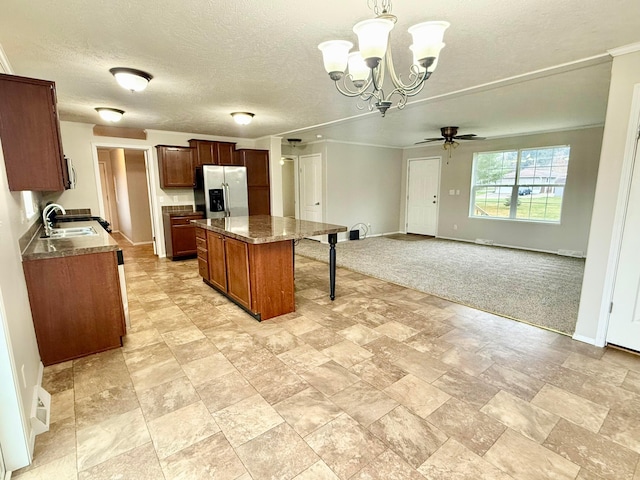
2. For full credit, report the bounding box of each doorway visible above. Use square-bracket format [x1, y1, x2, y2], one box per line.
[94, 146, 156, 250]
[280, 156, 296, 218]
[406, 157, 441, 236]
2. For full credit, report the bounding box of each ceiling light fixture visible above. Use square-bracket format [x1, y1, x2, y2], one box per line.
[287, 138, 302, 148]
[95, 107, 124, 122]
[231, 112, 255, 125]
[109, 67, 153, 92]
[318, 0, 449, 117]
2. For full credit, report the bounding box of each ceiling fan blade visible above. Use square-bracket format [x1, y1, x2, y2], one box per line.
[423, 137, 445, 142]
[453, 134, 477, 139]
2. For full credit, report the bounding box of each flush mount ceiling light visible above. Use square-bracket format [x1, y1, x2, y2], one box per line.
[231, 112, 255, 125]
[95, 107, 124, 122]
[109, 67, 153, 92]
[318, 0, 449, 117]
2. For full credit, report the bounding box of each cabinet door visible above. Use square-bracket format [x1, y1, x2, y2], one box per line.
[0, 74, 69, 191]
[216, 142, 237, 166]
[22, 251, 125, 365]
[157, 146, 194, 188]
[196, 141, 215, 166]
[196, 227, 209, 280]
[224, 237, 252, 309]
[239, 149, 271, 215]
[207, 231, 227, 291]
[172, 224, 197, 256]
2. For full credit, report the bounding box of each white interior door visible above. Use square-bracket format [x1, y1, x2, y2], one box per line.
[607, 131, 640, 351]
[407, 157, 440, 235]
[299, 154, 323, 240]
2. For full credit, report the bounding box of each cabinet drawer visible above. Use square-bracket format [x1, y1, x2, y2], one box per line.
[198, 257, 209, 280]
[196, 237, 207, 251]
[195, 226, 206, 239]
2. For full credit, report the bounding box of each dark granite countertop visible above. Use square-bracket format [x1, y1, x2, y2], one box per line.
[22, 220, 120, 261]
[192, 215, 347, 244]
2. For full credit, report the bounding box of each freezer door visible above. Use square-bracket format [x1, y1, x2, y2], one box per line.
[203, 166, 226, 219]
[224, 166, 249, 217]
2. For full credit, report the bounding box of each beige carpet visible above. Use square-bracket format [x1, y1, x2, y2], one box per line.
[295, 235, 585, 335]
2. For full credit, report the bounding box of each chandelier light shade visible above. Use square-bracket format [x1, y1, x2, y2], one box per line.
[352, 18, 394, 68]
[231, 112, 255, 125]
[317, 0, 449, 116]
[95, 107, 124, 122]
[109, 67, 153, 92]
[318, 40, 353, 80]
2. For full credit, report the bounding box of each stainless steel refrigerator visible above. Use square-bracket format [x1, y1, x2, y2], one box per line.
[194, 165, 249, 218]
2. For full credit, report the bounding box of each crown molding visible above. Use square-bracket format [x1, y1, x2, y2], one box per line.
[608, 42, 640, 57]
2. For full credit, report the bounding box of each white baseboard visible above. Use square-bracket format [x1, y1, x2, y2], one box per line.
[572, 332, 603, 347]
[437, 235, 571, 256]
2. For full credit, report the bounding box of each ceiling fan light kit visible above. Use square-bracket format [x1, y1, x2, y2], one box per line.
[318, 0, 448, 117]
[416, 126, 487, 162]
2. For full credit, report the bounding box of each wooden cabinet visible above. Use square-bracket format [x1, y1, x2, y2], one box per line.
[0, 73, 70, 191]
[163, 212, 203, 260]
[189, 139, 238, 167]
[196, 226, 209, 281]
[206, 230, 227, 291]
[198, 227, 294, 320]
[156, 145, 194, 188]
[23, 251, 125, 366]
[236, 149, 271, 215]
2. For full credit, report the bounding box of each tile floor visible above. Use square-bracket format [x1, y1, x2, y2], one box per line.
[12, 238, 640, 480]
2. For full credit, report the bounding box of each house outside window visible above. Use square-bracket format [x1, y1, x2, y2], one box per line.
[470, 145, 570, 223]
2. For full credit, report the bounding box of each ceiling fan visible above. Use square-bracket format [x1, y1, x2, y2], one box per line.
[415, 126, 486, 162]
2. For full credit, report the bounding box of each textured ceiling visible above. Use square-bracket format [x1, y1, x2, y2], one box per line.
[0, 0, 638, 147]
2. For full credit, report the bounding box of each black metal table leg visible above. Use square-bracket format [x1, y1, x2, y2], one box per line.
[328, 233, 337, 300]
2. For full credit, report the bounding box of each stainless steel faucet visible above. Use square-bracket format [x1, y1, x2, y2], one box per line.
[42, 203, 66, 237]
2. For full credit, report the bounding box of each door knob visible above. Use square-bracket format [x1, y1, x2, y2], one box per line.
[315, 202, 320, 205]
[433, 201, 437, 204]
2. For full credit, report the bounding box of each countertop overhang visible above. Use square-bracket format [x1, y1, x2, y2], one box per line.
[192, 215, 347, 244]
[22, 220, 120, 261]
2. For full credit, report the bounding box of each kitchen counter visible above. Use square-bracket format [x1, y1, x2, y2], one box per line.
[192, 215, 346, 244]
[22, 220, 119, 261]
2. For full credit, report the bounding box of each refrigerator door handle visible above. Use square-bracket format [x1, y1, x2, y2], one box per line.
[223, 182, 231, 217]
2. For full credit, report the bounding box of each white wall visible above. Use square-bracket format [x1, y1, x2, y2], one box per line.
[48, 122, 256, 257]
[401, 127, 603, 254]
[325, 141, 403, 240]
[0, 142, 42, 471]
[97, 149, 119, 231]
[281, 159, 295, 217]
[575, 49, 640, 343]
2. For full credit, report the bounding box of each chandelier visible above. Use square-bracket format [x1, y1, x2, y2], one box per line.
[318, 0, 449, 117]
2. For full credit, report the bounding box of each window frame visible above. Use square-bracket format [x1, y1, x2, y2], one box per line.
[469, 145, 570, 224]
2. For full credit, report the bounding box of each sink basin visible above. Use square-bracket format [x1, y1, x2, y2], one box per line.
[40, 226, 99, 239]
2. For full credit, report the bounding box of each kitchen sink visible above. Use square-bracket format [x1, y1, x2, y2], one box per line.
[40, 226, 99, 239]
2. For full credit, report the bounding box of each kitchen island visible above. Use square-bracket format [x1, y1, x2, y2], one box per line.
[193, 215, 347, 320]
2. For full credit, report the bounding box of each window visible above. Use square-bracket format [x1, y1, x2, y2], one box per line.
[21, 191, 37, 220]
[470, 145, 570, 223]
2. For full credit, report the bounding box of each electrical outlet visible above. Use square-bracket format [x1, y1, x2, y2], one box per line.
[173, 195, 178, 202]
[453, 224, 458, 230]
[21, 364, 27, 388]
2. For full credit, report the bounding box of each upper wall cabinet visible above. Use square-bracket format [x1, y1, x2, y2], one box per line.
[188, 139, 238, 167]
[0, 74, 70, 191]
[156, 145, 195, 188]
